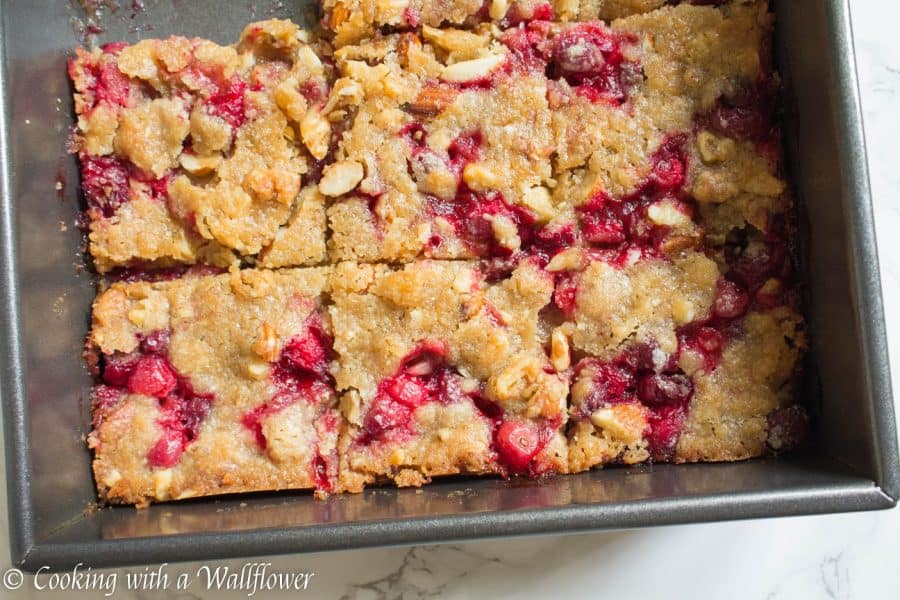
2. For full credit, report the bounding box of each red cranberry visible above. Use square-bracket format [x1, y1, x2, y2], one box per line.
[147, 431, 184, 469]
[80, 154, 131, 217]
[447, 130, 484, 170]
[580, 361, 635, 413]
[386, 373, 431, 408]
[636, 372, 693, 407]
[696, 327, 724, 353]
[766, 405, 808, 451]
[702, 85, 774, 143]
[712, 278, 750, 320]
[403, 6, 421, 26]
[552, 274, 578, 317]
[139, 330, 170, 355]
[500, 20, 553, 73]
[95, 61, 132, 108]
[127, 355, 177, 398]
[727, 240, 787, 291]
[549, 24, 639, 104]
[205, 76, 247, 129]
[650, 136, 688, 190]
[495, 419, 540, 473]
[102, 354, 136, 387]
[281, 327, 329, 378]
[646, 405, 685, 460]
[360, 398, 414, 444]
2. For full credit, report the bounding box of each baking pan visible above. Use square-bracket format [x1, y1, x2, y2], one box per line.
[1, 0, 897, 571]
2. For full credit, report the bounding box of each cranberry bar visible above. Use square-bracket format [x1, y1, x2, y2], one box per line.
[319, 0, 732, 47]
[69, 19, 331, 273]
[554, 246, 805, 471]
[88, 268, 339, 506]
[328, 260, 568, 491]
[323, 29, 569, 264]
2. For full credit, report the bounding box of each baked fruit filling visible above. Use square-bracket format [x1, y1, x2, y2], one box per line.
[76, 0, 807, 505]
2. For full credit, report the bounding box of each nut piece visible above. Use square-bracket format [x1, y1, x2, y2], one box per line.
[697, 130, 736, 164]
[647, 201, 692, 228]
[179, 152, 222, 175]
[590, 404, 647, 444]
[406, 84, 459, 117]
[487, 214, 521, 251]
[546, 247, 585, 272]
[489, 0, 509, 20]
[550, 327, 570, 372]
[463, 162, 502, 191]
[440, 54, 505, 83]
[319, 160, 365, 197]
[521, 186, 556, 223]
[252, 322, 281, 362]
[300, 107, 331, 160]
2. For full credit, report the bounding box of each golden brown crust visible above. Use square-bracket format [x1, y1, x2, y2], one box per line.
[70, 20, 330, 272]
[89, 268, 338, 506]
[78, 0, 805, 505]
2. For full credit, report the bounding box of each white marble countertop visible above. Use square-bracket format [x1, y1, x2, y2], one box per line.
[1, 0, 898, 597]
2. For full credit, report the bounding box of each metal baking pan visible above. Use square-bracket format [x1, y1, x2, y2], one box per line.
[1, 0, 896, 571]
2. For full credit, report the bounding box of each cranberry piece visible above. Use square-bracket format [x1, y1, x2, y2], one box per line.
[360, 398, 414, 443]
[576, 135, 689, 251]
[402, 6, 421, 26]
[80, 154, 131, 217]
[695, 327, 724, 353]
[703, 85, 774, 142]
[712, 278, 750, 320]
[447, 130, 484, 170]
[650, 136, 688, 190]
[581, 362, 635, 413]
[532, 224, 577, 266]
[139, 330, 171, 355]
[552, 274, 578, 317]
[495, 419, 540, 473]
[549, 24, 639, 104]
[147, 431, 184, 469]
[95, 61, 132, 108]
[766, 405, 808, 451]
[127, 355, 177, 398]
[579, 197, 627, 245]
[281, 328, 329, 378]
[500, 21, 553, 72]
[205, 76, 247, 129]
[313, 453, 334, 492]
[102, 355, 135, 387]
[636, 373, 693, 407]
[646, 405, 686, 460]
[387, 373, 431, 408]
[727, 240, 787, 291]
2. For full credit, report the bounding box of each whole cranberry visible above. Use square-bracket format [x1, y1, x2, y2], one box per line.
[637, 372, 693, 406]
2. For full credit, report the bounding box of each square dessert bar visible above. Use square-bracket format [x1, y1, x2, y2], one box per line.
[324, 29, 565, 265]
[69, 19, 331, 273]
[552, 246, 805, 471]
[328, 260, 569, 491]
[319, 0, 734, 48]
[88, 267, 339, 506]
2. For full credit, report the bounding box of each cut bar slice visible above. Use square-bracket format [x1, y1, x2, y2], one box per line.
[69, 19, 330, 272]
[554, 247, 805, 471]
[329, 259, 568, 492]
[318, 0, 737, 48]
[324, 30, 567, 265]
[88, 267, 338, 506]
